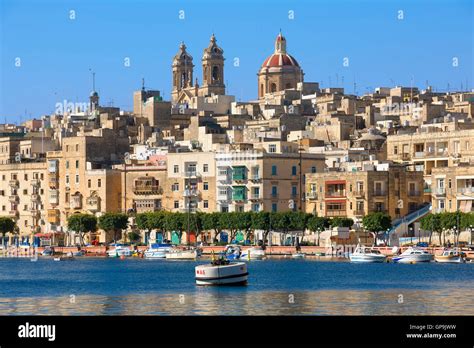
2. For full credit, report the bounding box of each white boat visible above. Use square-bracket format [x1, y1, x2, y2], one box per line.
[195, 259, 248, 285]
[165, 247, 198, 260]
[223, 244, 242, 260]
[392, 247, 433, 263]
[107, 245, 132, 257]
[434, 249, 465, 263]
[292, 252, 305, 258]
[144, 243, 173, 259]
[241, 246, 266, 260]
[350, 244, 387, 263]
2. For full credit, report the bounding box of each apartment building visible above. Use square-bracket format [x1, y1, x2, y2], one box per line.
[430, 164, 474, 213]
[0, 161, 48, 241]
[215, 149, 325, 213]
[305, 162, 425, 222]
[164, 152, 216, 213]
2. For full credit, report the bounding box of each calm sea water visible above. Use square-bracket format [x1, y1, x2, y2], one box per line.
[0, 257, 473, 315]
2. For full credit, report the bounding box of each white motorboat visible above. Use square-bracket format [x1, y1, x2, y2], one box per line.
[392, 247, 433, 263]
[223, 244, 242, 260]
[144, 243, 173, 259]
[107, 245, 132, 257]
[434, 249, 465, 263]
[241, 246, 266, 260]
[165, 247, 198, 260]
[195, 259, 248, 285]
[292, 252, 305, 258]
[349, 244, 387, 263]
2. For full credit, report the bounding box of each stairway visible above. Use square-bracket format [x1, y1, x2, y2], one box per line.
[387, 203, 432, 246]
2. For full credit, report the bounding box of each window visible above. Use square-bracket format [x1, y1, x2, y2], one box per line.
[24, 174, 28, 181]
[291, 186, 297, 196]
[76, 160, 79, 169]
[66, 161, 69, 169]
[219, 188, 227, 196]
[76, 144, 79, 152]
[203, 182, 209, 191]
[203, 200, 209, 209]
[172, 183, 179, 191]
[65, 192, 70, 203]
[466, 141, 470, 150]
[173, 165, 179, 174]
[66, 145, 69, 152]
[88, 179, 91, 188]
[65, 175, 69, 184]
[98, 179, 102, 188]
[203, 164, 209, 173]
[23, 189, 27, 195]
[174, 200, 179, 209]
[271, 186, 278, 197]
[252, 203, 260, 212]
[292, 166, 297, 176]
[271, 165, 277, 176]
[75, 175, 79, 184]
[24, 220, 28, 227]
[1, 206, 4, 211]
[269, 144, 277, 153]
[393, 146, 398, 155]
[24, 205, 28, 211]
[272, 203, 277, 212]
[311, 166, 316, 173]
[439, 199, 445, 210]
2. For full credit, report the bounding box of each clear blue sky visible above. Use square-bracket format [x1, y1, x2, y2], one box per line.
[1, 0, 473, 122]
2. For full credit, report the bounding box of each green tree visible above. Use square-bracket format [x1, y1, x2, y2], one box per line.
[201, 212, 223, 243]
[362, 212, 391, 245]
[251, 211, 271, 246]
[67, 213, 97, 246]
[330, 217, 354, 228]
[440, 211, 463, 245]
[238, 212, 254, 243]
[420, 213, 442, 245]
[127, 231, 141, 243]
[307, 216, 330, 246]
[164, 212, 186, 244]
[219, 212, 242, 243]
[0, 217, 16, 247]
[98, 213, 129, 243]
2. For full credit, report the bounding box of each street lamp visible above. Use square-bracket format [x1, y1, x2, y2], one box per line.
[409, 226, 414, 245]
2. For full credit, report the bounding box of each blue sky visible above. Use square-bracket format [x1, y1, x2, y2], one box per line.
[0, 0, 473, 122]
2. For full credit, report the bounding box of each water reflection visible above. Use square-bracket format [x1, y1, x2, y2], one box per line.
[0, 289, 472, 315]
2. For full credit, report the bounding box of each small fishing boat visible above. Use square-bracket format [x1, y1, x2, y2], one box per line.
[41, 247, 53, 256]
[166, 247, 198, 260]
[195, 257, 248, 285]
[292, 252, 305, 258]
[349, 244, 387, 263]
[72, 250, 85, 257]
[144, 243, 173, 259]
[222, 244, 242, 260]
[241, 246, 266, 260]
[107, 244, 132, 257]
[434, 249, 465, 263]
[392, 247, 433, 263]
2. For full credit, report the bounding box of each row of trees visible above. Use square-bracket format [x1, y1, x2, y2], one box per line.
[420, 212, 474, 246]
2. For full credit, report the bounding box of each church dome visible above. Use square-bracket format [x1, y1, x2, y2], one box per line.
[260, 32, 300, 69]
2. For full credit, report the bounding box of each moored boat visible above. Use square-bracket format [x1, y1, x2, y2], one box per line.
[195, 258, 248, 285]
[434, 249, 465, 263]
[144, 243, 173, 259]
[107, 244, 132, 257]
[241, 246, 266, 260]
[392, 247, 433, 263]
[165, 247, 198, 260]
[349, 244, 387, 263]
[292, 252, 305, 258]
[222, 244, 242, 260]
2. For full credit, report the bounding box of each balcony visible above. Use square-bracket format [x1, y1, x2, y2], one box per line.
[354, 209, 365, 216]
[182, 171, 201, 178]
[9, 180, 19, 188]
[325, 191, 346, 198]
[70, 196, 82, 209]
[30, 194, 41, 202]
[183, 189, 200, 197]
[9, 210, 19, 217]
[249, 174, 261, 182]
[30, 179, 41, 187]
[8, 195, 19, 203]
[133, 185, 163, 195]
[457, 187, 474, 195]
[434, 188, 446, 196]
[30, 207, 40, 216]
[326, 210, 347, 217]
[49, 191, 59, 205]
[249, 194, 262, 201]
[306, 191, 318, 200]
[353, 190, 365, 197]
[47, 209, 60, 224]
[217, 193, 231, 202]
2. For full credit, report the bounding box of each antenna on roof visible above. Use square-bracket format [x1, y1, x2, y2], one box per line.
[142, 77, 145, 91]
[89, 68, 96, 92]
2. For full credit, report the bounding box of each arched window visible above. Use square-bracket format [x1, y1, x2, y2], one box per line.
[212, 66, 219, 82]
[271, 83, 277, 93]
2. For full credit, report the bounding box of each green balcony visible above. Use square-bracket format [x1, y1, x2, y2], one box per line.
[232, 166, 247, 181]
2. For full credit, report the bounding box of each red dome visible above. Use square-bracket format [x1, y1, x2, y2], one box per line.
[261, 53, 300, 68]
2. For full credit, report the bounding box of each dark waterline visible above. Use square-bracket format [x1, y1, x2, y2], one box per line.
[0, 257, 473, 315]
